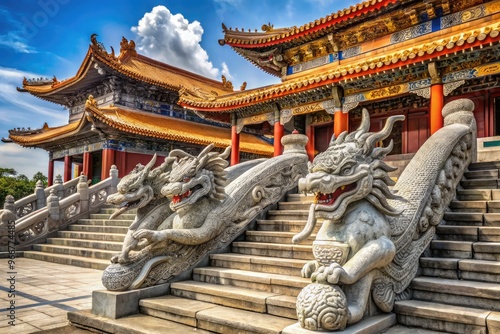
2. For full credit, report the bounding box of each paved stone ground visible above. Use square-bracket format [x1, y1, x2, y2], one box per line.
[0, 258, 104, 334]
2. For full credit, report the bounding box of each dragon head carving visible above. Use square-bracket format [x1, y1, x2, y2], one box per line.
[161, 144, 230, 212]
[299, 109, 404, 222]
[107, 154, 172, 219]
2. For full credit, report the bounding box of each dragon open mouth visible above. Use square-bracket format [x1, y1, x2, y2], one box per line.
[315, 183, 356, 205]
[171, 185, 203, 205]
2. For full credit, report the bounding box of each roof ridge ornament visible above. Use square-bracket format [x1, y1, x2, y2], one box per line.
[119, 36, 137, 59]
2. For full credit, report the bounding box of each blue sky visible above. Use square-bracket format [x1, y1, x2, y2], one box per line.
[0, 0, 358, 179]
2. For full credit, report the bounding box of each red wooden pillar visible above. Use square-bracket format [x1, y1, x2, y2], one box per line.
[334, 110, 349, 137]
[305, 125, 315, 161]
[230, 113, 240, 166]
[274, 110, 284, 156]
[428, 62, 444, 135]
[101, 148, 115, 180]
[430, 84, 444, 135]
[48, 159, 54, 186]
[63, 155, 72, 182]
[82, 152, 92, 179]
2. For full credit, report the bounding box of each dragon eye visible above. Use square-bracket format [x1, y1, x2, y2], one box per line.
[341, 166, 352, 175]
[183, 176, 191, 182]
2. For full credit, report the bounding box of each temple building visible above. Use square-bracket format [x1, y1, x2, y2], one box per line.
[7, 0, 500, 184]
[179, 0, 500, 161]
[7, 35, 273, 185]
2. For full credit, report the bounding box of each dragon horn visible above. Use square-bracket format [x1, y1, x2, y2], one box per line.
[221, 146, 231, 160]
[198, 144, 215, 160]
[329, 133, 336, 146]
[354, 109, 371, 139]
[169, 149, 193, 160]
[196, 144, 215, 169]
[363, 115, 405, 154]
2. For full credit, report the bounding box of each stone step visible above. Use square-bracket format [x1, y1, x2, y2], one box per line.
[277, 202, 312, 210]
[479, 226, 500, 242]
[245, 231, 314, 245]
[484, 213, 500, 226]
[192, 267, 309, 297]
[460, 179, 499, 189]
[76, 218, 133, 227]
[443, 212, 483, 226]
[420, 256, 500, 283]
[435, 225, 500, 242]
[139, 295, 296, 334]
[47, 237, 123, 251]
[67, 224, 129, 234]
[430, 240, 473, 259]
[23, 251, 110, 270]
[493, 190, 500, 200]
[256, 220, 322, 233]
[90, 213, 136, 220]
[57, 230, 126, 242]
[464, 169, 499, 180]
[488, 201, 500, 213]
[473, 242, 500, 261]
[286, 193, 314, 203]
[411, 276, 500, 311]
[99, 207, 137, 215]
[266, 209, 309, 221]
[420, 257, 461, 280]
[68, 309, 211, 334]
[458, 259, 500, 283]
[32, 244, 115, 260]
[395, 299, 491, 334]
[232, 241, 313, 260]
[448, 200, 486, 213]
[468, 161, 500, 170]
[170, 280, 297, 319]
[435, 225, 478, 241]
[209, 253, 307, 277]
[456, 189, 492, 201]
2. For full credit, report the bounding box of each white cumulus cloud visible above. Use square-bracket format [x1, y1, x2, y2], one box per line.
[131, 6, 222, 80]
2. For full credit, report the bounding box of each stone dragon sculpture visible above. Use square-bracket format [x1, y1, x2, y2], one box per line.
[292, 99, 476, 331]
[103, 134, 308, 290]
[106, 154, 174, 264]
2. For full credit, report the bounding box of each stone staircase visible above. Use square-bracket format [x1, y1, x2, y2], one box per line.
[395, 161, 500, 334]
[23, 207, 132, 270]
[39, 161, 499, 333]
[135, 194, 315, 333]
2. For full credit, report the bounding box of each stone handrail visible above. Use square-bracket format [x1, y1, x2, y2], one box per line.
[14, 175, 81, 219]
[0, 166, 119, 252]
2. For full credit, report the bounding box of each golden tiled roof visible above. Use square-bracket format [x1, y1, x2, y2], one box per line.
[10, 99, 273, 156]
[9, 121, 82, 145]
[21, 36, 233, 100]
[182, 21, 500, 112]
[220, 0, 397, 48]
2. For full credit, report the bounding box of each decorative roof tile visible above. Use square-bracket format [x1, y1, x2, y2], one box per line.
[9, 101, 273, 156]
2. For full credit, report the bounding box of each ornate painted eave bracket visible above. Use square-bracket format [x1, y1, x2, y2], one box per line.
[342, 61, 500, 112]
[181, 20, 500, 112]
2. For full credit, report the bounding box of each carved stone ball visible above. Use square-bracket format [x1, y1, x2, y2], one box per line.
[296, 283, 349, 331]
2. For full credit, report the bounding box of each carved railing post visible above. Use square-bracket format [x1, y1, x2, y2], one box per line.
[54, 175, 64, 199]
[3, 195, 15, 214]
[47, 190, 60, 232]
[110, 165, 118, 194]
[0, 195, 16, 248]
[77, 173, 89, 212]
[35, 180, 46, 210]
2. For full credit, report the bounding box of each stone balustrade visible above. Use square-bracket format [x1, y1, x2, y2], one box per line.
[13, 174, 81, 219]
[0, 166, 119, 252]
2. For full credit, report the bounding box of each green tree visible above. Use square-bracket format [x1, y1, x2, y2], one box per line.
[0, 168, 16, 177]
[32, 172, 48, 185]
[0, 168, 48, 208]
